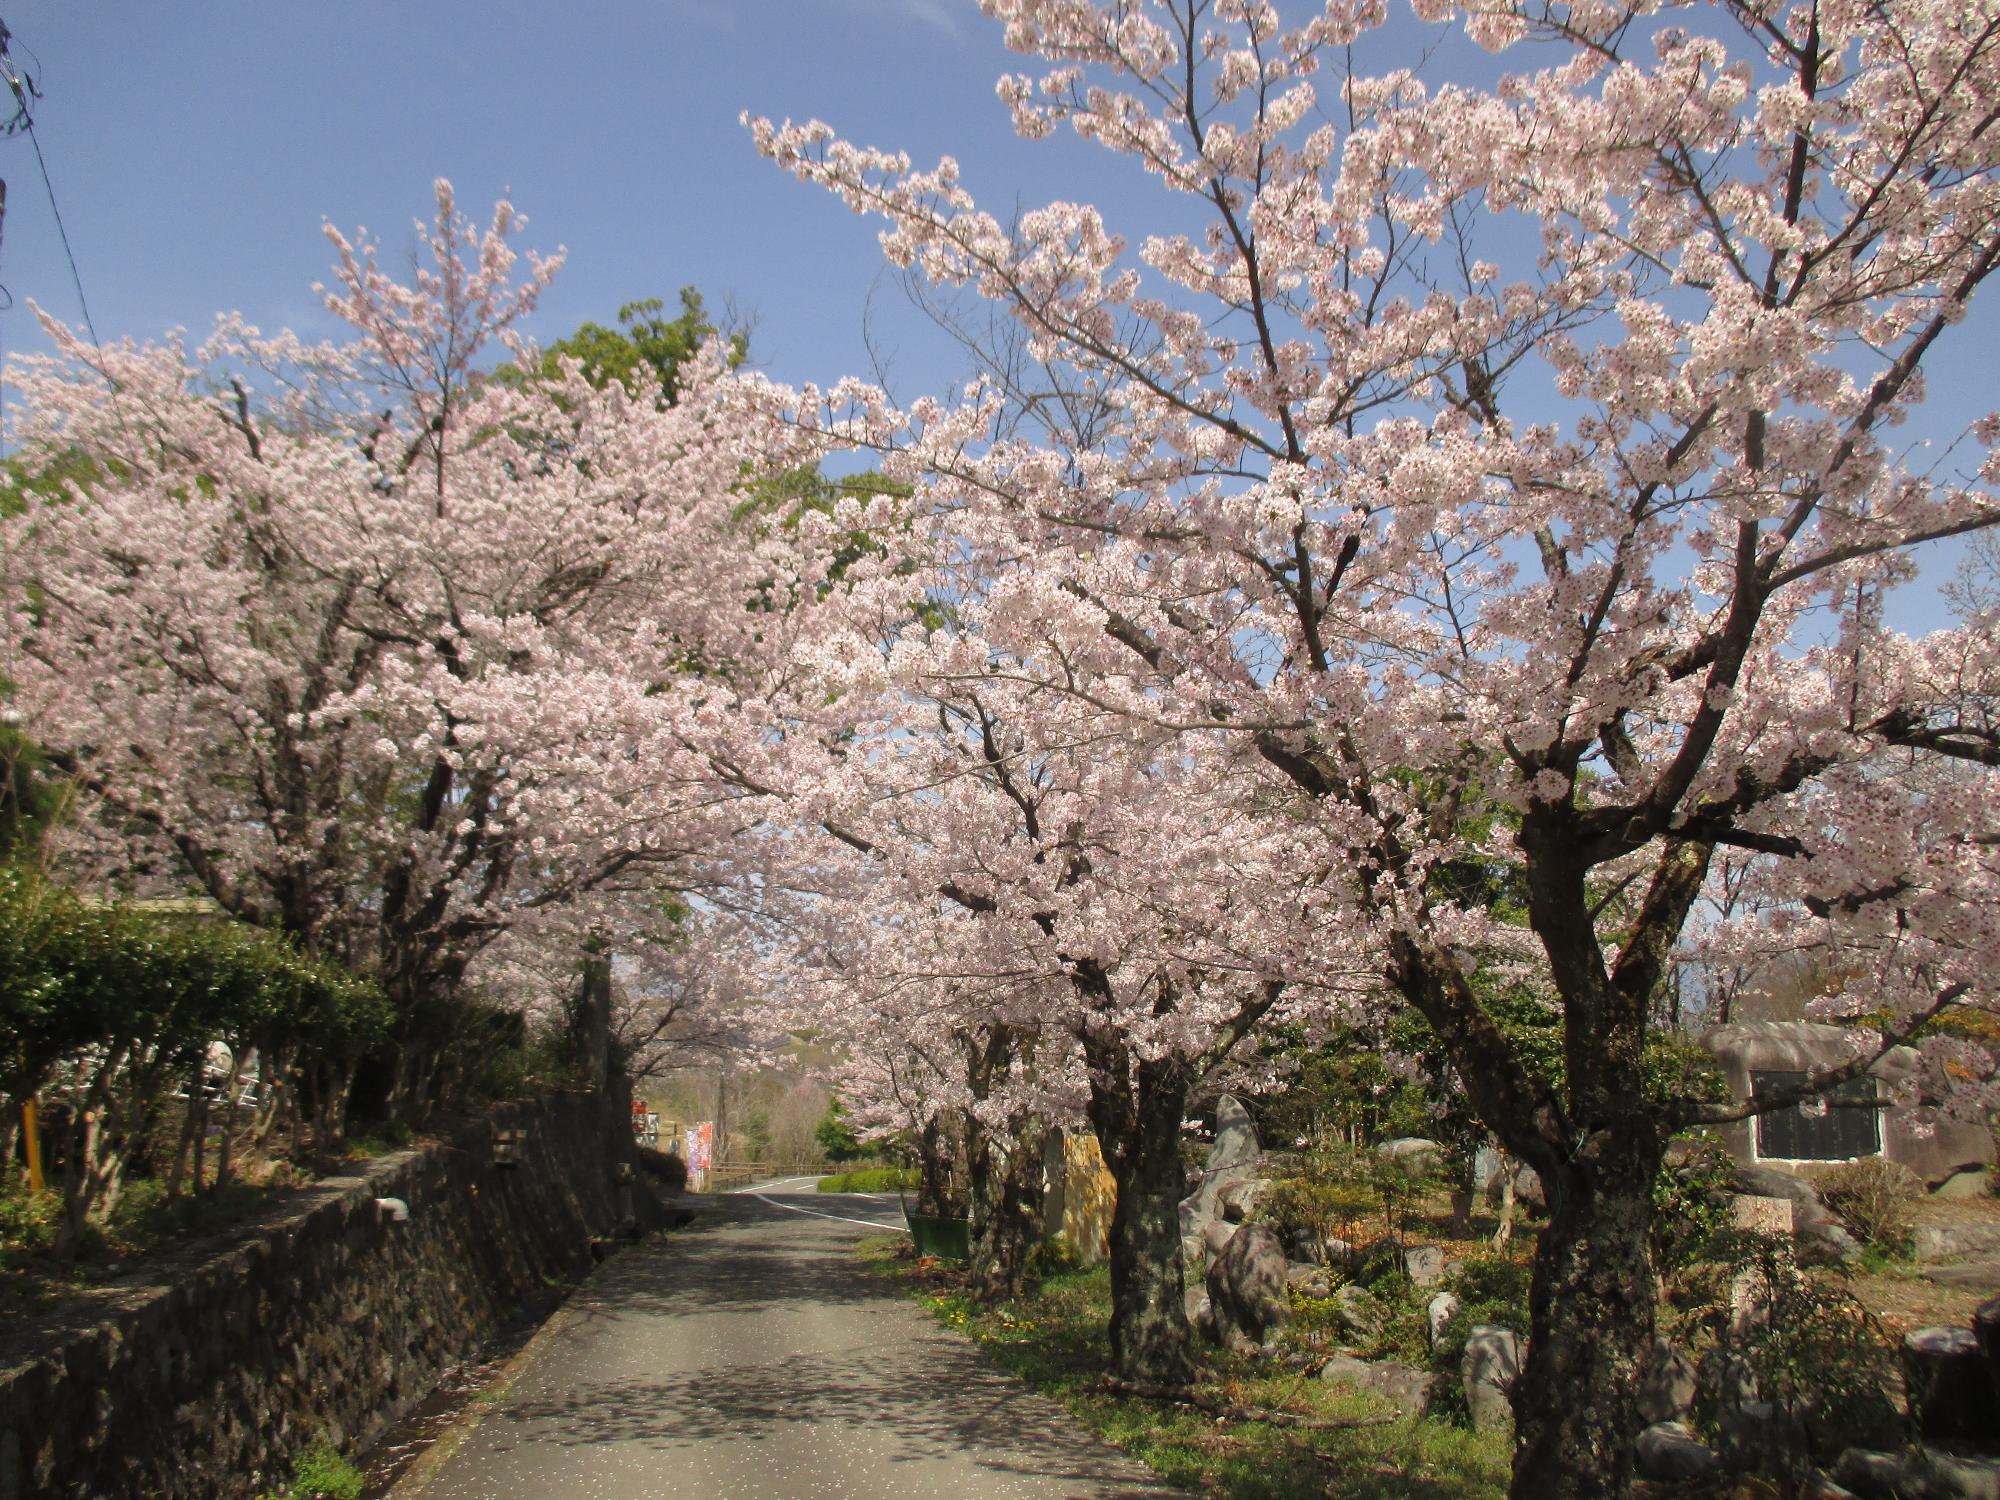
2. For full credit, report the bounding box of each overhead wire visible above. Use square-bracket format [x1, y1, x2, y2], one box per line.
[0, 19, 120, 462]
[0, 21, 99, 350]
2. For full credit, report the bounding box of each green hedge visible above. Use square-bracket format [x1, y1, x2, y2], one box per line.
[816, 1167, 919, 1194]
[1, 867, 389, 1097]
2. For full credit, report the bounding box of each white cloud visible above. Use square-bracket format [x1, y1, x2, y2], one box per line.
[850, 0, 962, 37]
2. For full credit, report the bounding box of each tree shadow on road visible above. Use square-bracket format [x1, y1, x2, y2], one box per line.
[475, 1196, 1179, 1496]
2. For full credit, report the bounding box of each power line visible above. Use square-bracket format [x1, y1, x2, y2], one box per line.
[0, 19, 101, 352]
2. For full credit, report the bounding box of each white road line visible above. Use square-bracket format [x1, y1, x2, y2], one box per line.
[750, 1192, 910, 1232]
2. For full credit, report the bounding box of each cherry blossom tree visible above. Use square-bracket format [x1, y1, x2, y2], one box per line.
[0, 183, 822, 1120]
[771, 552, 1364, 1351]
[752, 0, 2000, 1490]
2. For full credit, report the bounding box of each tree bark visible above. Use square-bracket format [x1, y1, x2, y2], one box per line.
[968, 1116, 1050, 1302]
[963, 1024, 1049, 1302]
[1509, 1147, 1662, 1499]
[1083, 1032, 1195, 1385]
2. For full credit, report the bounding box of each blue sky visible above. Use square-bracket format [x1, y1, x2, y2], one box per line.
[0, 1, 1989, 625]
[0, 0, 1133, 400]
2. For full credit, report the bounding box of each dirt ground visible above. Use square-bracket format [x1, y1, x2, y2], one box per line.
[1848, 1189, 2000, 1338]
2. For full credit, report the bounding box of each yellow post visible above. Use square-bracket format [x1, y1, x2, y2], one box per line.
[22, 1097, 44, 1192]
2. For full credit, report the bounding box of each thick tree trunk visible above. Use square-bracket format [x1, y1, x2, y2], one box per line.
[968, 1118, 1049, 1302]
[964, 1025, 1048, 1302]
[1509, 1148, 1663, 1499]
[1083, 1034, 1195, 1385]
[916, 1114, 963, 1217]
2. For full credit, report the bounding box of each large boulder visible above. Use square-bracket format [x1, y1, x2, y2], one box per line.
[1474, 1142, 1507, 1202]
[1202, 1217, 1240, 1258]
[1216, 1175, 1267, 1224]
[1512, 1164, 1547, 1212]
[1208, 1094, 1262, 1173]
[1904, 1326, 2000, 1443]
[1320, 1352, 1433, 1416]
[1207, 1222, 1291, 1349]
[1836, 1447, 2000, 1500]
[1916, 1222, 2000, 1264]
[1636, 1422, 1722, 1483]
[1380, 1137, 1444, 1177]
[1179, 1164, 1256, 1240]
[1427, 1291, 1463, 1348]
[1976, 1296, 2000, 1410]
[1404, 1244, 1447, 1288]
[1461, 1325, 1521, 1433]
[1332, 1283, 1387, 1343]
[1938, 1169, 1992, 1200]
[1638, 1338, 1698, 1425]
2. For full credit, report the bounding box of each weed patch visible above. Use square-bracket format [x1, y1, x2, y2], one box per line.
[855, 1236, 1509, 1499]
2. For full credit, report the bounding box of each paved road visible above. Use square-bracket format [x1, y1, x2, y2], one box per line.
[396, 1179, 1179, 1499]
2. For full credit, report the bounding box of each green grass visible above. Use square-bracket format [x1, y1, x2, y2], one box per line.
[857, 1237, 1510, 1499]
[816, 1166, 919, 1193]
[103, 1178, 297, 1254]
[276, 1438, 363, 1500]
[2, 1176, 302, 1318]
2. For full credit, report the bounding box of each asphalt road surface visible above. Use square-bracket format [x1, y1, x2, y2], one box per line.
[396, 1179, 1181, 1499]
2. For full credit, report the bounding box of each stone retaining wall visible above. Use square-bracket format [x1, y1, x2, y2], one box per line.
[0, 1092, 631, 1500]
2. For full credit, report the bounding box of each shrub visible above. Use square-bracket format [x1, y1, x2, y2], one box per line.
[0, 1184, 59, 1268]
[1815, 1157, 1923, 1254]
[817, 1167, 919, 1193]
[1666, 1233, 1902, 1479]
[289, 1439, 363, 1500]
[1652, 1133, 1738, 1273]
[1426, 1256, 1533, 1425]
[1255, 1135, 1442, 1270]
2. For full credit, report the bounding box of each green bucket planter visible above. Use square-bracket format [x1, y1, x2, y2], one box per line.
[906, 1211, 972, 1261]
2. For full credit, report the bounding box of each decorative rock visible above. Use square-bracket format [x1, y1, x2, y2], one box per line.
[1802, 1219, 1865, 1264]
[1885, 1106, 1998, 1190]
[1319, 1353, 1433, 1416]
[1735, 1163, 1829, 1214]
[1404, 1244, 1446, 1288]
[1178, 1164, 1256, 1240]
[1474, 1142, 1507, 1202]
[1426, 1291, 1462, 1348]
[1206, 1223, 1290, 1349]
[1517, 1164, 1550, 1211]
[1461, 1324, 1521, 1433]
[1190, 1294, 1216, 1344]
[1922, 1263, 2000, 1292]
[1904, 1326, 2000, 1442]
[1380, 1137, 1444, 1177]
[1638, 1338, 1698, 1424]
[1975, 1296, 2000, 1407]
[1732, 1194, 1797, 1235]
[1635, 1422, 1722, 1483]
[1286, 1263, 1333, 1298]
[1836, 1447, 2000, 1500]
[1207, 1095, 1262, 1173]
[1332, 1283, 1386, 1342]
[1917, 1222, 2000, 1264]
[1216, 1176, 1266, 1225]
[1936, 1169, 1992, 1200]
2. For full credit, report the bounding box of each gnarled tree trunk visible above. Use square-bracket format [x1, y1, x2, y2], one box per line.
[965, 1024, 1050, 1302]
[1509, 1145, 1663, 1498]
[1082, 1029, 1195, 1385]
